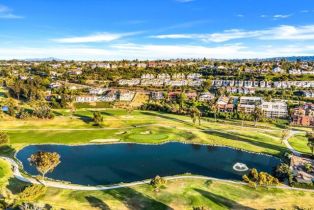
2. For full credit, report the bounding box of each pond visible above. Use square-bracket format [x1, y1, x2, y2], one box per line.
[16, 143, 281, 186]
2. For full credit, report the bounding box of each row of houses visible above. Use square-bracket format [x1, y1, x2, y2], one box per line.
[226, 87, 256, 95]
[141, 73, 202, 80]
[300, 90, 314, 98]
[75, 90, 135, 103]
[119, 78, 204, 87]
[289, 69, 314, 75]
[213, 80, 272, 88]
[213, 80, 314, 89]
[150, 91, 215, 101]
[217, 96, 289, 118]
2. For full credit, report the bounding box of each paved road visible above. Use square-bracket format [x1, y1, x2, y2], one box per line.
[1, 156, 314, 192]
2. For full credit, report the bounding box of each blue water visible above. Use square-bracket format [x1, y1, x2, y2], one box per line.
[16, 143, 280, 186]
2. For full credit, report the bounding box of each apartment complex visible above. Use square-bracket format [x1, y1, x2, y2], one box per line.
[291, 104, 314, 126]
[237, 96, 288, 118]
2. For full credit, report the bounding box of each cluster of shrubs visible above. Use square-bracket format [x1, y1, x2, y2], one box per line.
[243, 168, 279, 188]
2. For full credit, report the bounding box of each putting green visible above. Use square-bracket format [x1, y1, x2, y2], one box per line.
[127, 133, 169, 141]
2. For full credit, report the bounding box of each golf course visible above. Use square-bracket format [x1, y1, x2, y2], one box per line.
[1, 108, 314, 209]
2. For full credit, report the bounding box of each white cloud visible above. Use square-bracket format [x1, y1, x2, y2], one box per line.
[150, 34, 194, 39]
[300, 10, 309, 13]
[273, 14, 291, 19]
[176, 0, 195, 3]
[151, 25, 314, 42]
[2, 43, 313, 60]
[0, 47, 113, 60]
[52, 32, 137, 43]
[0, 4, 23, 19]
[262, 25, 314, 40]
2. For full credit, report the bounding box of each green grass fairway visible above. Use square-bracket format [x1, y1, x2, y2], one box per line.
[1, 109, 288, 156]
[288, 133, 313, 155]
[7, 178, 314, 210]
[0, 108, 311, 209]
[0, 159, 11, 187]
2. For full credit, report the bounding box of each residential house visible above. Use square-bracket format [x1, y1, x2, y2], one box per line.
[217, 96, 235, 112]
[141, 74, 155, 79]
[199, 92, 215, 102]
[100, 90, 118, 102]
[188, 79, 204, 87]
[119, 79, 141, 86]
[172, 73, 185, 80]
[157, 73, 171, 79]
[76, 95, 98, 103]
[151, 92, 164, 100]
[187, 73, 202, 80]
[238, 96, 262, 114]
[291, 104, 314, 126]
[273, 67, 285, 73]
[89, 88, 107, 95]
[118, 90, 135, 101]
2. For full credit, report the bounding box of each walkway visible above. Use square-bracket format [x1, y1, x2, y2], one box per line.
[1, 156, 314, 192]
[283, 130, 302, 156]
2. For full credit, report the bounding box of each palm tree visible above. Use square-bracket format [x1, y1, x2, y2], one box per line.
[189, 107, 201, 126]
[252, 104, 263, 127]
[210, 104, 218, 122]
[281, 129, 290, 144]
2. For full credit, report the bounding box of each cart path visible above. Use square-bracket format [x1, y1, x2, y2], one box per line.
[1, 156, 314, 192]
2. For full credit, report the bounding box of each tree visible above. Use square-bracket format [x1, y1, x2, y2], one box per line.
[92, 111, 103, 126]
[189, 107, 201, 125]
[275, 163, 292, 181]
[243, 168, 279, 187]
[306, 132, 314, 155]
[210, 104, 218, 122]
[29, 151, 61, 179]
[150, 175, 167, 192]
[33, 103, 54, 119]
[281, 129, 290, 144]
[304, 163, 313, 173]
[17, 184, 47, 203]
[252, 105, 263, 127]
[0, 131, 9, 145]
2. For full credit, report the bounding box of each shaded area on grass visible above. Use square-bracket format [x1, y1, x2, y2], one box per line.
[0, 145, 16, 158]
[106, 187, 173, 210]
[203, 130, 287, 156]
[6, 178, 30, 194]
[73, 113, 94, 124]
[85, 196, 111, 210]
[194, 188, 256, 210]
[140, 111, 192, 127]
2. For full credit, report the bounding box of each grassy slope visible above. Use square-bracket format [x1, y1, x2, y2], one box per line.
[8, 178, 313, 210]
[288, 133, 312, 155]
[1, 109, 287, 156]
[0, 159, 12, 187]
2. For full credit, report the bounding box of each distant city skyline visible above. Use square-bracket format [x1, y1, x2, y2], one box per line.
[1, 0, 314, 60]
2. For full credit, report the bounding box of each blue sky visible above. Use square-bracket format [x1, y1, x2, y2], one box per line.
[1, 0, 314, 60]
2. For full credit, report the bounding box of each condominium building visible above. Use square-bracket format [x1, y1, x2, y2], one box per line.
[261, 101, 288, 118]
[291, 104, 314, 126]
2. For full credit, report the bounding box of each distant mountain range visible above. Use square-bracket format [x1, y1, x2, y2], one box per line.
[258, 56, 314, 62]
[11, 55, 314, 62]
[24, 57, 64, 62]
